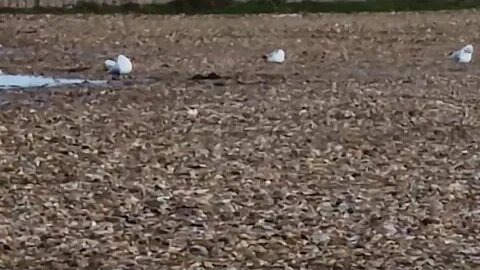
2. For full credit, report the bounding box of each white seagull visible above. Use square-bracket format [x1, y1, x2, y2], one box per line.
[104, 54, 133, 75]
[263, 49, 285, 63]
[448, 44, 473, 63]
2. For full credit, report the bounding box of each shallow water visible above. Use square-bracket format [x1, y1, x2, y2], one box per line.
[0, 74, 107, 90]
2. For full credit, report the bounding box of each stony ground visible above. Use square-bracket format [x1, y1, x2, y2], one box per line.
[1, 11, 480, 270]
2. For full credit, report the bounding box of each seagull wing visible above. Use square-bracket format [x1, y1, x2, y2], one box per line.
[116, 55, 132, 74]
[268, 49, 280, 59]
[265, 49, 285, 63]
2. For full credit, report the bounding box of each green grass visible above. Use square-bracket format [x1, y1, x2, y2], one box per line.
[0, 0, 478, 14]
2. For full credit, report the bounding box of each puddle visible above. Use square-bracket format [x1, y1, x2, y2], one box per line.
[0, 74, 107, 90]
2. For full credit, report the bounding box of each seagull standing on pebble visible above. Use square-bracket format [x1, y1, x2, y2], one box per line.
[263, 49, 285, 63]
[104, 54, 133, 77]
[448, 44, 473, 63]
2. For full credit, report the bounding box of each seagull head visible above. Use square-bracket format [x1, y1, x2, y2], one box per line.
[463, 44, 474, 54]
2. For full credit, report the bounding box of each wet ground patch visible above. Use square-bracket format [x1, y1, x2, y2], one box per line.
[0, 73, 107, 90]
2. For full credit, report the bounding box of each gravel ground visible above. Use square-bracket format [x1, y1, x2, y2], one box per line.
[1, 11, 480, 269]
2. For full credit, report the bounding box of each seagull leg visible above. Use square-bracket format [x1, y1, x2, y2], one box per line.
[109, 69, 121, 80]
[454, 62, 463, 72]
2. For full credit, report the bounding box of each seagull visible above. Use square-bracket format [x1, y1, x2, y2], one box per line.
[263, 49, 285, 63]
[448, 44, 473, 63]
[104, 54, 133, 76]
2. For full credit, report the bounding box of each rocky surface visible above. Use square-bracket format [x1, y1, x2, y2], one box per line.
[0, 11, 480, 269]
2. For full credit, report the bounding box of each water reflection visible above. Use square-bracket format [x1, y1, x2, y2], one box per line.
[0, 74, 107, 90]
